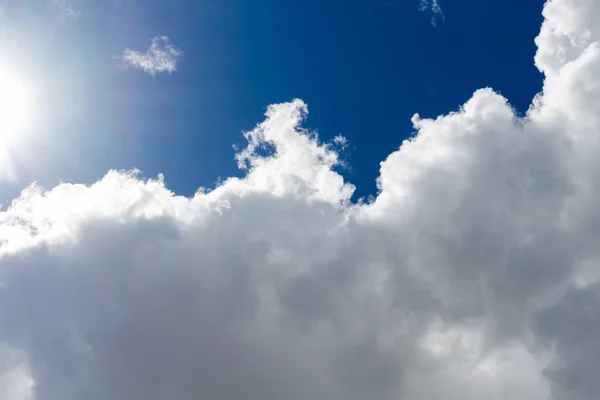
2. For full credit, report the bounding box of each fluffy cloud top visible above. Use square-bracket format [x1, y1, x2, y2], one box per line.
[1, 0, 600, 399]
[121, 36, 181, 76]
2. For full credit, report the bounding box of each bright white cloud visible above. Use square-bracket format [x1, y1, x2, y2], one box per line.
[121, 36, 181, 77]
[0, 0, 600, 399]
[419, 0, 444, 26]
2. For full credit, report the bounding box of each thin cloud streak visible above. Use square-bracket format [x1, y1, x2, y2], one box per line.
[51, 0, 80, 18]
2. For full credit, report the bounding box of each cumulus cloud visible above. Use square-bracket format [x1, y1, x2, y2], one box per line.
[1, 0, 600, 399]
[121, 36, 181, 76]
[419, 0, 444, 26]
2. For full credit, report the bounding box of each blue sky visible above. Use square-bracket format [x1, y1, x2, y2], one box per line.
[0, 0, 544, 201]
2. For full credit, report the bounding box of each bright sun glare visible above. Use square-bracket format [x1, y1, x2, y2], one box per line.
[0, 69, 30, 144]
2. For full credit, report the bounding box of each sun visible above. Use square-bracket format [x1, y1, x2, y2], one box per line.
[0, 69, 31, 144]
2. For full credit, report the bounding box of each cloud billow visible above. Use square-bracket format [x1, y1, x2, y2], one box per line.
[1, 0, 600, 399]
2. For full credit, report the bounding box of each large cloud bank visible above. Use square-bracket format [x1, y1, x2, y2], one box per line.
[1, 0, 600, 399]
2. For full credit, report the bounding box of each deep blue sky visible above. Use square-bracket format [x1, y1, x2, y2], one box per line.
[1, 0, 546, 201]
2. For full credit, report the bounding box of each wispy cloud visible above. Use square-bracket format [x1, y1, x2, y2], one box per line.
[121, 36, 182, 77]
[51, 0, 80, 18]
[419, 0, 444, 26]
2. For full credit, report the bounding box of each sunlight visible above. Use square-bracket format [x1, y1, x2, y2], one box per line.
[0, 68, 31, 145]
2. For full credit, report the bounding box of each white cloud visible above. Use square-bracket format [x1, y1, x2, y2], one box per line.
[121, 36, 181, 77]
[332, 134, 349, 149]
[419, 0, 444, 26]
[0, 0, 600, 399]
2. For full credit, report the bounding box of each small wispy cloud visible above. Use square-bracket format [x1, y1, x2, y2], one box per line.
[419, 0, 444, 26]
[121, 36, 182, 77]
[51, 0, 80, 18]
[332, 135, 350, 151]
